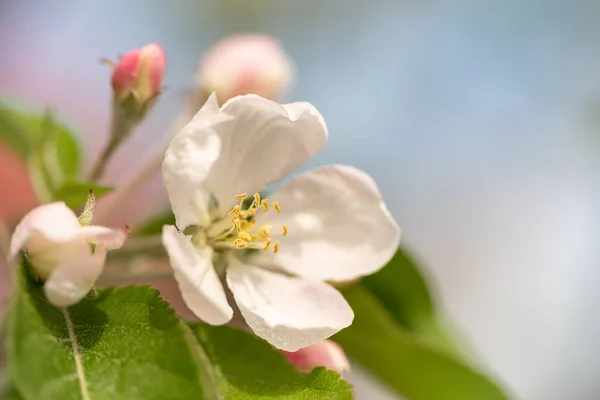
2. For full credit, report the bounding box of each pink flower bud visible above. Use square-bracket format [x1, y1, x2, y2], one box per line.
[281, 340, 350, 374]
[198, 34, 293, 103]
[111, 43, 166, 104]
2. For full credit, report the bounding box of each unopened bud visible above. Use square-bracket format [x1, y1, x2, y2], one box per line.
[281, 340, 350, 374]
[8, 202, 127, 307]
[197, 34, 293, 104]
[111, 43, 166, 105]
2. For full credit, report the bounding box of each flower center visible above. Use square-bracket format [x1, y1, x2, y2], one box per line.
[207, 192, 287, 253]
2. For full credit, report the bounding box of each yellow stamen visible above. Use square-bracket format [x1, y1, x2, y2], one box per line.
[218, 194, 285, 253]
[262, 240, 271, 251]
[237, 231, 252, 242]
[234, 238, 248, 249]
[241, 219, 255, 231]
[259, 224, 272, 238]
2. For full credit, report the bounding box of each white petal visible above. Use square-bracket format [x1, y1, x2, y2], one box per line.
[44, 242, 106, 307]
[8, 202, 80, 262]
[162, 95, 232, 229]
[161, 225, 233, 325]
[226, 260, 353, 351]
[78, 226, 127, 250]
[205, 95, 327, 213]
[267, 165, 400, 281]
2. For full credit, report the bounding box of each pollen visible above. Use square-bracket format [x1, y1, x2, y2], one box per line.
[259, 224, 272, 238]
[234, 238, 248, 249]
[237, 231, 252, 242]
[225, 192, 288, 253]
[263, 240, 271, 251]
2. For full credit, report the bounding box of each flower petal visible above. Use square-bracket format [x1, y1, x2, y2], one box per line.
[161, 225, 233, 325]
[162, 93, 232, 229]
[226, 260, 353, 351]
[205, 95, 327, 213]
[267, 165, 400, 281]
[8, 202, 80, 262]
[78, 226, 127, 250]
[281, 340, 350, 374]
[44, 242, 106, 307]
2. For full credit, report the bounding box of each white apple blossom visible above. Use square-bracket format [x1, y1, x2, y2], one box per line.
[161, 93, 400, 351]
[8, 202, 127, 307]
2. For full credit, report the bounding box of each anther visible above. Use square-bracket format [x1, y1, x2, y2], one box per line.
[273, 201, 281, 214]
[253, 193, 261, 207]
[228, 205, 240, 216]
[262, 240, 271, 251]
[236, 193, 248, 200]
[281, 225, 288, 236]
[273, 240, 280, 253]
[234, 238, 248, 249]
[237, 231, 252, 242]
[232, 218, 242, 231]
[259, 224, 272, 238]
[261, 199, 269, 211]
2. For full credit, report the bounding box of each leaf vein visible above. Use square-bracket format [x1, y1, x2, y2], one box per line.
[62, 308, 91, 400]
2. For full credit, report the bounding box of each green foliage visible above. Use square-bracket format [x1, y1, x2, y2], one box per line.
[132, 208, 176, 237]
[331, 248, 511, 399]
[0, 103, 84, 203]
[362, 247, 467, 358]
[7, 266, 353, 400]
[55, 181, 113, 210]
[8, 267, 207, 400]
[0, 104, 34, 159]
[362, 247, 436, 328]
[335, 285, 509, 400]
[191, 324, 354, 400]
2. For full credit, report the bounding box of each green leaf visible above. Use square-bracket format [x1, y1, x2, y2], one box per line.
[190, 324, 354, 400]
[8, 265, 353, 400]
[361, 247, 465, 356]
[54, 181, 113, 210]
[0, 104, 34, 158]
[132, 209, 175, 237]
[8, 266, 207, 400]
[1, 384, 24, 400]
[362, 247, 436, 327]
[335, 286, 510, 400]
[0, 103, 83, 201]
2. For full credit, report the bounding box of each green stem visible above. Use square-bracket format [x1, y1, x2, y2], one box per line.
[88, 99, 137, 181]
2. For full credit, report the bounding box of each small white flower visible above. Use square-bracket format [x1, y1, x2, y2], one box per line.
[8, 202, 127, 307]
[162, 94, 400, 351]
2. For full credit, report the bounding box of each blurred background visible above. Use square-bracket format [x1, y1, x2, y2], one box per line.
[1, 1, 600, 399]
